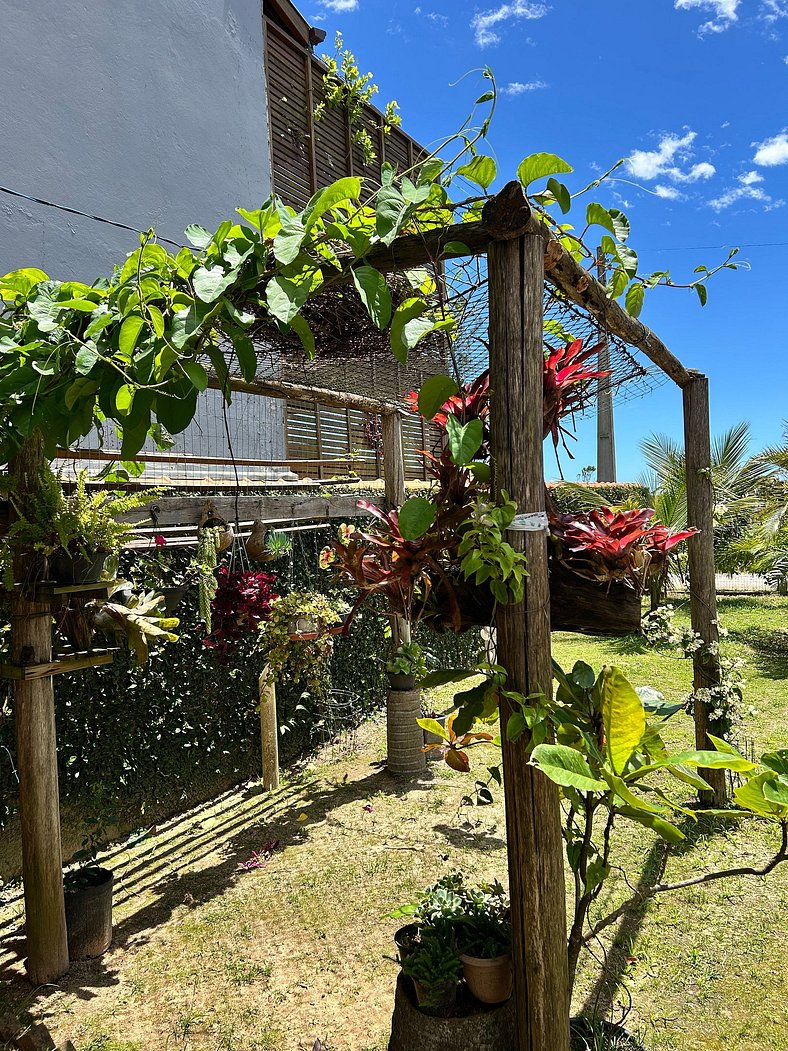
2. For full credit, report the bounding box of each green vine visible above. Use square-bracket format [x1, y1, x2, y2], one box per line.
[258, 590, 342, 700]
[196, 526, 221, 632]
[314, 32, 402, 167]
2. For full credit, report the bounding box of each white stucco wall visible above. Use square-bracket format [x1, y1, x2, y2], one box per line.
[0, 0, 272, 280]
[2, 0, 287, 467]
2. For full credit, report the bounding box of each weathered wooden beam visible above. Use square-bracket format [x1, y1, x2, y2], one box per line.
[382, 412, 406, 510]
[527, 215, 692, 388]
[208, 374, 401, 414]
[117, 492, 367, 528]
[489, 234, 570, 1051]
[682, 372, 727, 804]
[259, 667, 280, 792]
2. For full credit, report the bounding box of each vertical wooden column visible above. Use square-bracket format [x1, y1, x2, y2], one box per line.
[682, 373, 726, 804]
[488, 236, 570, 1050]
[259, 666, 280, 793]
[10, 434, 69, 984]
[382, 411, 406, 509]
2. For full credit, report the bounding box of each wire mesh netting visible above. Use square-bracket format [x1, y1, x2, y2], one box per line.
[57, 266, 666, 486]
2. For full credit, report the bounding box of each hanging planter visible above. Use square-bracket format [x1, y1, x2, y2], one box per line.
[549, 559, 643, 636]
[287, 614, 319, 640]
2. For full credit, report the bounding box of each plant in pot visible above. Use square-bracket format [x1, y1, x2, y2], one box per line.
[63, 789, 117, 961]
[400, 930, 462, 1017]
[258, 591, 342, 700]
[454, 880, 512, 1005]
[386, 641, 428, 691]
[137, 534, 203, 614]
[202, 565, 279, 664]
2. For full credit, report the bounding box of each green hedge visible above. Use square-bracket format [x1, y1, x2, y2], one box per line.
[0, 510, 480, 831]
[547, 481, 652, 514]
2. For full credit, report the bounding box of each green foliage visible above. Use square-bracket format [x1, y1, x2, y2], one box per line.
[457, 494, 528, 605]
[258, 590, 342, 700]
[314, 32, 402, 167]
[92, 586, 179, 665]
[385, 641, 428, 680]
[401, 931, 461, 1002]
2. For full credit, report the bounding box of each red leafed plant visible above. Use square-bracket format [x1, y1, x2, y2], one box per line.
[549, 506, 698, 588]
[203, 567, 279, 663]
[543, 338, 607, 451]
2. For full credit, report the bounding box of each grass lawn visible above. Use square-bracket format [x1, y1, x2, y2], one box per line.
[1, 595, 787, 1051]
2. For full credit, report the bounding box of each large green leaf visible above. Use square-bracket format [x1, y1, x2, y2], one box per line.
[625, 282, 645, 318]
[669, 749, 756, 772]
[614, 805, 685, 844]
[182, 359, 209, 392]
[516, 153, 573, 189]
[735, 772, 788, 819]
[376, 185, 412, 245]
[418, 374, 458, 419]
[398, 497, 437, 540]
[531, 744, 607, 793]
[390, 298, 427, 364]
[289, 314, 316, 359]
[446, 416, 483, 466]
[601, 666, 646, 774]
[119, 315, 145, 357]
[586, 203, 615, 236]
[184, 224, 212, 249]
[273, 216, 307, 266]
[351, 266, 392, 329]
[192, 265, 237, 303]
[304, 177, 362, 232]
[457, 155, 497, 191]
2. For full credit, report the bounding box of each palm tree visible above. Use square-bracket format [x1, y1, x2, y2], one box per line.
[718, 429, 788, 592]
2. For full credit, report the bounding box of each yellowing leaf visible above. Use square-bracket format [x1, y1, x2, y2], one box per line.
[601, 666, 645, 775]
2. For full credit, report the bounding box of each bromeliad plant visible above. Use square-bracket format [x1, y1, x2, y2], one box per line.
[548, 505, 698, 591]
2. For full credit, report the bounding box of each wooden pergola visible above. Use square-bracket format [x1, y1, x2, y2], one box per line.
[8, 181, 723, 1051]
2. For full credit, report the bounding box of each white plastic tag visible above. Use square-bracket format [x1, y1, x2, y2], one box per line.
[508, 512, 549, 533]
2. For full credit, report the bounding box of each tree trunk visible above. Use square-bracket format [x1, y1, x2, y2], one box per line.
[489, 233, 570, 1050]
[682, 374, 727, 805]
[10, 433, 69, 983]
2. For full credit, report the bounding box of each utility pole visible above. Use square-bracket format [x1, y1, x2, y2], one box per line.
[595, 249, 616, 482]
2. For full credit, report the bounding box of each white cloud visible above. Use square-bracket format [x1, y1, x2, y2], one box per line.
[654, 185, 683, 200]
[471, 1, 548, 47]
[709, 185, 769, 209]
[320, 0, 359, 10]
[753, 130, 788, 165]
[625, 131, 716, 184]
[762, 0, 788, 21]
[427, 11, 449, 24]
[739, 169, 764, 184]
[502, 80, 547, 95]
[675, 0, 740, 33]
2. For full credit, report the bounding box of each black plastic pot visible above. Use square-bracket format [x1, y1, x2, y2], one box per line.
[570, 1016, 646, 1051]
[394, 923, 420, 964]
[160, 585, 188, 615]
[50, 547, 108, 586]
[64, 865, 114, 960]
[388, 672, 416, 692]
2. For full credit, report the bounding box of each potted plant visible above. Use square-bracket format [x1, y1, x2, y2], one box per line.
[386, 642, 428, 691]
[2, 465, 158, 587]
[258, 591, 342, 699]
[138, 534, 202, 614]
[570, 1017, 645, 1051]
[401, 931, 462, 1017]
[63, 793, 117, 961]
[454, 881, 512, 1005]
[202, 566, 279, 664]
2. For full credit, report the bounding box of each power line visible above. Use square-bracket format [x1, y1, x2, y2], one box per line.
[0, 183, 186, 249]
[2, 181, 786, 258]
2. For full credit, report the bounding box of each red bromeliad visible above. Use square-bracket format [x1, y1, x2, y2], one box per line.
[543, 339, 608, 451]
[549, 506, 698, 588]
[203, 567, 279, 663]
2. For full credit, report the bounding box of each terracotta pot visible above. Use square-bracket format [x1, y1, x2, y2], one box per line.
[412, 978, 457, 1017]
[288, 615, 318, 639]
[460, 953, 513, 1005]
[64, 866, 114, 960]
[50, 548, 108, 586]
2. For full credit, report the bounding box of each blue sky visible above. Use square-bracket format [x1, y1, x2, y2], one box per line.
[309, 0, 788, 480]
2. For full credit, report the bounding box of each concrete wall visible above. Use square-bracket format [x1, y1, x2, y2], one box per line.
[0, 0, 272, 281]
[1, 0, 285, 462]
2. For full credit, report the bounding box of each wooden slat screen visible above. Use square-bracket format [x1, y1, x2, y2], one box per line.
[265, 18, 423, 208]
[286, 400, 439, 482]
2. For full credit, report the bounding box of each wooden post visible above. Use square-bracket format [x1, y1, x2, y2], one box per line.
[682, 373, 726, 804]
[259, 665, 279, 792]
[488, 235, 570, 1049]
[10, 434, 69, 984]
[382, 411, 406, 510]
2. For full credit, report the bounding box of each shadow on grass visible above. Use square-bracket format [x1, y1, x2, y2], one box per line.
[737, 627, 788, 680]
[0, 760, 435, 1021]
